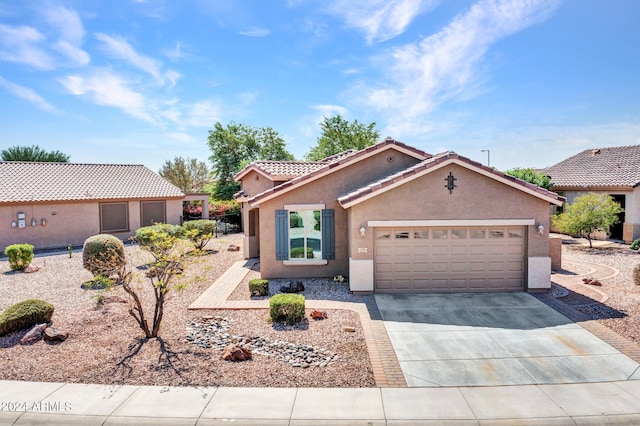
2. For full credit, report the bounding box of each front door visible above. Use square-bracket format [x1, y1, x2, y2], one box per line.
[610, 195, 625, 240]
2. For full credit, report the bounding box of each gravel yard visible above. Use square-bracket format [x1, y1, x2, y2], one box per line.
[556, 240, 640, 345]
[0, 233, 375, 388]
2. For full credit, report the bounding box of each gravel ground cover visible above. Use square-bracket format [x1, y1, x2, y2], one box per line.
[557, 241, 640, 345]
[0, 233, 374, 387]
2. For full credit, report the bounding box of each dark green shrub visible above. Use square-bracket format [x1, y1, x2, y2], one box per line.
[3, 243, 34, 271]
[631, 238, 640, 251]
[0, 299, 54, 336]
[249, 279, 269, 297]
[269, 293, 305, 325]
[290, 247, 314, 259]
[82, 234, 125, 277]
[183, 220, 216, 250]
[81, 274, 114, 290]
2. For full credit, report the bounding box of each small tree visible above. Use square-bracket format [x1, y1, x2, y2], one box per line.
[159, 157, 210, 193]
[504, 168, 552, 190]
[1, 145, 70, 162]
[553, 193, 624, 248]
[182, 219, 217, 251]
[305, 115, 380, 161]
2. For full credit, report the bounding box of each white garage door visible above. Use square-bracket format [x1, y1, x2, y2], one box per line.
[374, 226, 525, 292]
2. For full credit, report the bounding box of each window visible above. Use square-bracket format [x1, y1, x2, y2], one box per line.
[100, 202, 129, 233]
[470, 229, 486, 239]
[275, 207, 334, 262]
[414, 230, 429, 239]
[395, 231, 410, 239]
[433, 229, 448, 239]
[141, 201, 166, 227]
[451, 229, 466, 239]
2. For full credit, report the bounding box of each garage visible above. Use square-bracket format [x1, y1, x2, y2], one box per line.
[374, 226, 525, 293]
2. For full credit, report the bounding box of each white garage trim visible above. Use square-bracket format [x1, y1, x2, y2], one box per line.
[367, 219, 535, 227]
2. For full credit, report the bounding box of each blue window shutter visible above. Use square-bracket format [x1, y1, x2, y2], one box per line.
[321, 209, 335, 260]
[275, 210, 288, 260]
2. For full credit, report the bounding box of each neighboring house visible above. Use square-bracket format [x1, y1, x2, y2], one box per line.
[235, 138, 564, 293]
[0, 162, 193, 251]
[545, 145, 640, 243]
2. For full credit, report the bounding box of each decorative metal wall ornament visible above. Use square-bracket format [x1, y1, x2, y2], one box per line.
[444, 171, 457, 194]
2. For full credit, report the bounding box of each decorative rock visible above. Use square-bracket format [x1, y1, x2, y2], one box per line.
[333, 275, 345, 282]
[310, 310, 328, 320]
[23, 264, 41, 273]
[280, 281, 305, 293]
[227, 245, 240, 252]
[222, 344, 252, 361]
[343, 326, 356, 332]
[589, 280, 602, 286]
[19, 324, 47, 345]
[43, 327, 69, 342]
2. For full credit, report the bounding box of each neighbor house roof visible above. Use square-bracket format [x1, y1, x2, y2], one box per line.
[234, 161, 326, 181]
[545, 145, 640, 189]
[338, 151, 565, 208]
[242, 138, 431, 206]
[0, 162, 185, 204]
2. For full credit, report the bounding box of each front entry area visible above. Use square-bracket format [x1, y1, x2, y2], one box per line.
[374, 226, 525, 292]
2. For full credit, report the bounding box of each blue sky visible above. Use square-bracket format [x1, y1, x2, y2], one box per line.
[1, 0, 638, 172]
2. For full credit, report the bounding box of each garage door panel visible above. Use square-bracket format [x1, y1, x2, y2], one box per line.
[374, 226, 525, 293]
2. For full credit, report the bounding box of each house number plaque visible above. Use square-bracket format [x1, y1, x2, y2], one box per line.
[444, 171, 457, 194]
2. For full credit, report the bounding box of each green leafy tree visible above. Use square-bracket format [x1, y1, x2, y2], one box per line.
[505, 168, 552, 190]
[207, 121, 295, 199]
[553, 193, 624, 248]
[1, 145, 70, 162]
[159, 156, 210, 193]
[305, 115, 380, 161]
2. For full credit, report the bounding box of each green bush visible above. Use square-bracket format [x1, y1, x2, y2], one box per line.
[3, 243, 34, 271]
[183, 220, 217, 250]
[135, 223, 184, 247]
[269, 293, 305, 325]
[0, 299, 54, 336]
[631, 238, 640, 251]
[290, 247, 314, 259]
[82, 234, 125, 277]
[81, 274, 114, 290]
[249, 279, 269, 297]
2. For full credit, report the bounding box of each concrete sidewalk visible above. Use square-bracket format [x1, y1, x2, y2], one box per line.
[1, 379, 640, 425]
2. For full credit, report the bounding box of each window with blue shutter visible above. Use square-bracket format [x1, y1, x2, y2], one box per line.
[275, 210, 288, 260]
[321, 209, 335, 260]
[276, 207, 334, 261]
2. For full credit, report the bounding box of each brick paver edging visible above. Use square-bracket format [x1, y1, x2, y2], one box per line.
[188, 260, 407, 387]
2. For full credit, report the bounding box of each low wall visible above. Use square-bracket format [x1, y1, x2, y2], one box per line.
[549, 236, 562, 271]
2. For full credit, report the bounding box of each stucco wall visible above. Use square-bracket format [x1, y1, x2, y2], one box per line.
[256, 149, 422, 279]
[348, 163, 553, 261]
[1, 198, 183, 251]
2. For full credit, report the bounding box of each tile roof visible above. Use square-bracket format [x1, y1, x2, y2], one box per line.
[545, 145, 640, 188]
[0, 162, 184, 204]
[338, 151, 564, 207]
[318, 149, 357, 163]
[245, 138, 431, 206]
[237, 161, 326, 181]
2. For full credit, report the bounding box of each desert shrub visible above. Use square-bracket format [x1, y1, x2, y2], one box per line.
[183, 220, 217, 250]
[249, 279, 269, 297]
[633, 264, 640, 286]
[0, 299, 54, 336]
[135, 224, 185, 253]
[81, 274, 114, 290]
[269, 293, 305, 325]
[290, 247, 314, 259]
[3, 243, 34, 271]
[82, 234, 125, 277]
[631, 238, 640, 251]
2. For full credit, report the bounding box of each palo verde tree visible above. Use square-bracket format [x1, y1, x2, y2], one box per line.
[553, 193, 624, 248]
[304, 114, 380, 161]
[504, 168, 552, 190]
[1, 145, 70, 162]
[207, 121, 294, 199]
[159, 156, 210, 193]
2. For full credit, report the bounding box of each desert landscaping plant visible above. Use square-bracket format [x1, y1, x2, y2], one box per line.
[135, 223, 185, 259]
[249, 279, 269, 296]
[553, 193, 624, 248]
[631, 238, 640, 252]
[269, 293, 305, 325]
[183, 219, 217, 250]
[3, 243, 34, 271]
[82, 235, 125, 277]
[0, 299, 54, 336]
[633, 264, 640, 286]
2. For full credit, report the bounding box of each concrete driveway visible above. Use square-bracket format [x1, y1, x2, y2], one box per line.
[375, 292, 640, 387]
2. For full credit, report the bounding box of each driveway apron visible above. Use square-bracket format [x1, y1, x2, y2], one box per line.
[375, 292, 640, 387]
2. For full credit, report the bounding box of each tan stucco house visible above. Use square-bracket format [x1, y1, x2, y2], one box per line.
[235, 138, 564, 293]
[545, 145, 640, 243]
[0, 162, 194, 251]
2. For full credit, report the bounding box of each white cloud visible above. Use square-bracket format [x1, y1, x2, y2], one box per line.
[313, 104, 348, 118]
[53, 40, 90, 66]
[327, 0, 440, 43]
[0, 75, 57, 112]
[41, 5, 90, 66]
[60, 70, 154, 123]
[360, 0, 561, 135]
[95, 33, 178, 85]
[164, 42, 186, 61]
[239, 27, 271, 37]
[167, 132, 194, 143]
[185, 100, 222, 127]
[0, 24, 53, 69]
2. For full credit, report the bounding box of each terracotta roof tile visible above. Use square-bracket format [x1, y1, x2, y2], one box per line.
[545, 145, 640, 188]
[338, 151, 564, 207]
[242, 161, 326, 180]
[0, 162, 184, 203]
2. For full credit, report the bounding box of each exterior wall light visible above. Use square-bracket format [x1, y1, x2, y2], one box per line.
[359, 225, 366, 237]
[537, 223, 544, 236]
[31, 218, 37, 227]
[41, 218, 47, 226]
